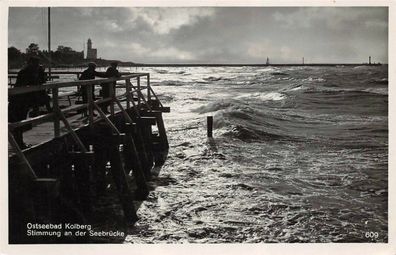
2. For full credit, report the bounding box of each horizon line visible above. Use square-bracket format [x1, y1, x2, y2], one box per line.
[118, 63, 387, 66]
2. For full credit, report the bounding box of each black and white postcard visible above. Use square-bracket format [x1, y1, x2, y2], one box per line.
[1, 1, 394, 254]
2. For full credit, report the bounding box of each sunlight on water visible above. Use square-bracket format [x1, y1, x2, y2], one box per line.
[125, 66, 388, 243]
[55, 65, 388, 243]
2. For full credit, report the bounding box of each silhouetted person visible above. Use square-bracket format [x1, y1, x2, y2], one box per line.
[9, 56, 49, 149]
[78, 62, 106, 116]
[100, 62, 121, 113]
[30, 64, 51, 117]
[79, 62, 106, 101]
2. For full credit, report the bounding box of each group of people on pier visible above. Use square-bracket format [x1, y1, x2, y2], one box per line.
[79, 61, 120, 114]
[8, 56, 120, 149]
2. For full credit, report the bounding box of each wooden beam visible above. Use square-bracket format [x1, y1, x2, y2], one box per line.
[58, 111, 88, 152]
[114, 98, 134, 124]
[129, 80, 152, 111]
[8, 131, 37, 179]
[92, 102, 121, 135]
[9, 73, 150, 96]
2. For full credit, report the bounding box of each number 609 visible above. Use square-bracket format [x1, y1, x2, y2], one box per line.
[365, 232, 379, 239]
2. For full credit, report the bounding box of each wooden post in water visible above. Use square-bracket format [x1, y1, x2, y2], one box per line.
[92, 143, 108, 196]
[152, 111, 169, 166]
[108, 134, 138, 223]
[142, 110, 169, 165]
[124, 123, 149, 199]
[133, 130, 151, 179]
[137, 117, 156, 178]
[59, 156, 79, 206]
[126, 110, 153, 180]
[69, 151, 94, 215]
[155, 112, 168, 149]
[207, 116, 213, 137]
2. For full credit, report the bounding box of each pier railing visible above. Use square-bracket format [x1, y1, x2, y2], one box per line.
[8, 71, 134, 85]
[8, 72, 165, 154]
[8, 72, 170, 232]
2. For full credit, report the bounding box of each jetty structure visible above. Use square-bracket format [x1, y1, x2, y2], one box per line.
[8, 71, 170, 243]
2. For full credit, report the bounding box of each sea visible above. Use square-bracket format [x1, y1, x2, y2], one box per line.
[62, 65, 388, 243]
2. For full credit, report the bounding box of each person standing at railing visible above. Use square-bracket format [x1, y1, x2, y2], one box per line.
[8, 56, 50, 149]
[78, 62, 106, 116]
[30, 64, 52, 117]
[100, 62, 121, 114]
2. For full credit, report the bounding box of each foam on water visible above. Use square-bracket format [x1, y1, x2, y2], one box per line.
[135, 66, 387, 242]
[53, 65, 388, 243]
[237, 92, 286, 101]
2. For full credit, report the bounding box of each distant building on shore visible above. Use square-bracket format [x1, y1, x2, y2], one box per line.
[86, 38, 97, 60]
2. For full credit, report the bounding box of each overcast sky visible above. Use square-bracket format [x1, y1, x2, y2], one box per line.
[8, 7, 388, 64]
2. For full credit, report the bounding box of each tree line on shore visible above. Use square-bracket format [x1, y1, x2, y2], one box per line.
[8, 43, 135, 69]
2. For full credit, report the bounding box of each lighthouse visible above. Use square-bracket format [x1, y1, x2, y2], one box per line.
[86, 38, 97, 60]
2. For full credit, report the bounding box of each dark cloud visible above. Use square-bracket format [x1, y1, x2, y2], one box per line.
[8, 7, 388, 64]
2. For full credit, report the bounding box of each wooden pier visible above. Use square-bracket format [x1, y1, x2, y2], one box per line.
[8, 72, 170, 243]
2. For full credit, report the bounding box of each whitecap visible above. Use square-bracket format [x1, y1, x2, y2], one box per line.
[287, 85, 303, 92]
[363, 87, 388, 95]
[237, 92, 286, 101]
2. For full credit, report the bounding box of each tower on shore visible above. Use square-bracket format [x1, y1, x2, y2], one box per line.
[86, 38, 97, 60]
[369, 56, 372, 65]
[266, 57, 270, 65]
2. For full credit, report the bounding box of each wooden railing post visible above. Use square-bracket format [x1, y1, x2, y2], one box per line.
[110, 80, 115, 116]
[137, 76, 141, 107]
[148, 86, 164, 108]
[87, 84, 94, 127]
[147, 74, 151, 103]
[127, 81, 152, 111]
[8, 73, 167, 150]
[93, 102, 121, 135]
[58, 111, 88, 152]
[52, 87, 60, 137]
[125, 78, 131, 109]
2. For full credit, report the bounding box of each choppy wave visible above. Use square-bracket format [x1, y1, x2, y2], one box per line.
[203, 76, 224, 82]
[193, 100, 237, 114]
[302, 86, 388, 96]
[222, 125, 285, 141]
[362, 87, 388, 95]
[271, 72, 288, 76]
[303, 77, 326, 82]
[372, 78, 388, 85]
[152, 80, 188, 86]
[237, 92, 286, 101]
[155, 69, 169, 74]
[123, 65, 388, 243]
